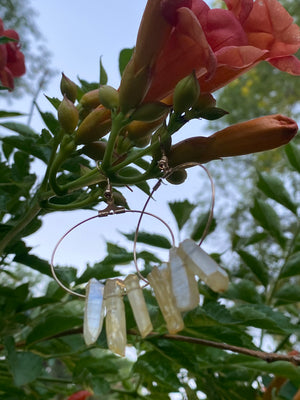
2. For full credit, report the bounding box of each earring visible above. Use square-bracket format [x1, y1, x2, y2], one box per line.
[50, 159, 229, 356]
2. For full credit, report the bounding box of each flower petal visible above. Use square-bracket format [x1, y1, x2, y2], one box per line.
[268, 55, 300, 75]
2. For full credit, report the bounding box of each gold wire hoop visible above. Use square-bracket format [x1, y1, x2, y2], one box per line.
[163, 162, 215, 246]
[50, 208, 176, 298]
[135, 162, 215, 250]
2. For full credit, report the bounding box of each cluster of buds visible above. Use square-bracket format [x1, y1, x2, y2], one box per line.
[83, 239, 228, 356]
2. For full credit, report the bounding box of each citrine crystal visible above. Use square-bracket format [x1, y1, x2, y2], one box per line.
[104, 279, 126, 356]
[83, 278, 105, 345]
[169, 248, 199, 311]
[178, 239, 229, 292]
[147, 264, 184, 334]
[124, 274, 153, 338]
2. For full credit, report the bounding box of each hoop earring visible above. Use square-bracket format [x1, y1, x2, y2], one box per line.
[50, 194, 176, 356]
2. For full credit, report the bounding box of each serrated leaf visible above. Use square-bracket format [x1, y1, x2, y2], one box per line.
[1, 135, 51, 162]
[191, 211, 216, 241]
[168, 200, 196, 231]
[99, 57, 108, 85]
[230, 304, 295, 334]
[279, 252, 300, 279]
[122, 231, 171, 249]
[4, 337, 43, 386]
[274, 283, 300, 305]
[257, 172, 297, 214]
[26, 314, 83, 344]
[285, 142, 300, 173]
[0, 122, 37, 137]
[237, 250, 269, 286]
[76, 263, 120, 285]
[250, 198, 286, 247]
[44, 95, 61, 110]
[13, 253, 52, 277]
[225, 279, 263, 304]
[119, 47, 134, 76]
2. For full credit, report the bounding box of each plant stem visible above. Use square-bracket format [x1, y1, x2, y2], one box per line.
[101, 111, 128, 174]
[0, 199, 41, 256]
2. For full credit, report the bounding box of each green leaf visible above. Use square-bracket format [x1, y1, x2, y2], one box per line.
[257, 172, 297, 214]
[242, 360, 300, 386]
[44, 95, 61, 110]
[122, 231, 172, 249]
[118, 166, 150, 194]
[26, 314, 83, 344]
[279, 252, 300, 278]
[99, 57, 108, 85]
[168, 200, 196, 231]
[119, 47, 134, 76]
[274, 283, 300, 305]
[0, 111, 24, 118]
[0, 122, 37, 137]
[191, 211, 216, 241]
[4, 337, 43, 386]
[13, 253, 52, 276]
[198, 107, 229, 120]
[285, 142, 300, 173]
[0, 36, 17, 44]
[1, 135, 51, 162]
[237, 250, 269, 286]
[230, 304, 295, 334]
[76, 263, 120, 285]
[250, 198, 286, 247]
[225, 279, 263, 304]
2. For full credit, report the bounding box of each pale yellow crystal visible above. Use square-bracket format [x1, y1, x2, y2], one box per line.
[147, 264, 184, 334]
[104, 279, 126, 356]
[169, 248, 199, 311]
[83, 278, 105, 346]
[177, 239, 229, 292]
[124, 274, 153, 338]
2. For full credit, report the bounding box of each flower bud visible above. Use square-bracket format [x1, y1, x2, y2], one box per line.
[57, 95, 79, 133]
[119, 61, 151, 114]
[166, 169, 187, 185]
[60, 73, 77, 103]
[81, 141, 107, 160]
[130, 101, 170, 122]
[208, 114, 298, 158]
[80, 88, 101, 109]
[168, 115, 298, 167]
[75, 105, 111, 144]
[173, 71, 200, 114]
[98, 85, 119, 110]
[125, 118, 165, 142]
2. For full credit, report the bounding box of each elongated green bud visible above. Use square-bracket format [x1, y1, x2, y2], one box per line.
[98, 85, 119, 110]
[60, 73, 77, 103]
[58, 95, 79, 133]
[173, 71, 200, 114]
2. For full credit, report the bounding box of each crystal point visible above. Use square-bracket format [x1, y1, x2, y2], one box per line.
[147, 264, 184, 334]
[178, 239, 229, 292]
[124, 274, 153, 338]
[104, 279, 126, 356]
[169, 248, 199, 311]
[83, 278, 105, 346]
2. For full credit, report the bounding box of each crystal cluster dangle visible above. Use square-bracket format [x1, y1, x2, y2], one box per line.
[83, 239, 229, 356]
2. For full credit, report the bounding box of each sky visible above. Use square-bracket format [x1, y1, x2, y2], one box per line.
[2, 0, 218, 274]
